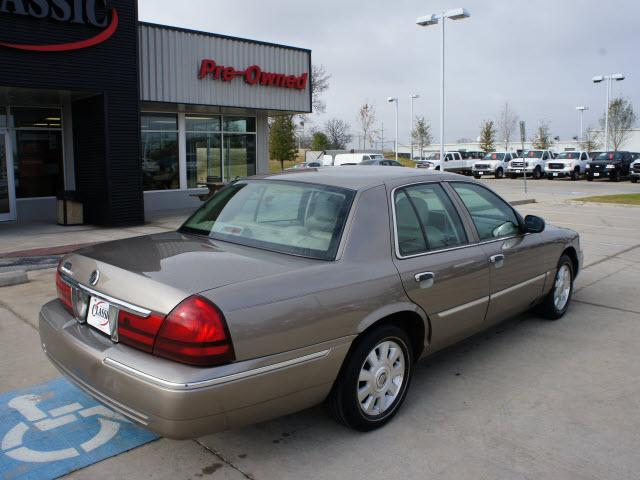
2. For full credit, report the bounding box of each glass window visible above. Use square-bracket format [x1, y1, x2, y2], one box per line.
[186, 116, 221, 132]
[141, 114, 179, 191]
[186, 115, 222, 188]
[223, 117, 256, 133]
[141, 114, 177, 131]
[12, 107, 62, 128]
[451, 183, 520, 240]
[180, 180, 355, 260]
[224, 134, 256, 178]
[394, 190, 427, 256]
[398, 183, 467, 253]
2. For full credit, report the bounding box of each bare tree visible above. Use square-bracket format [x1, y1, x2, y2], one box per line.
[411, 116, 432, 158]
[532, 121, 553, 149]
[324, 118, 352, 150]
[498, 101, 518, 150]
[356, 103, 376, 149]
[601, 97, 636, 151]
[581, 127, 601, 153]
[311, 64, 330, 114]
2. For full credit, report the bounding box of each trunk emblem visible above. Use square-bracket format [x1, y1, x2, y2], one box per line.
[89, 270, 100, 286]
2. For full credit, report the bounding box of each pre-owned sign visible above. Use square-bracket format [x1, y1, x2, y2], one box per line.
[198, 59, 308, 91]
[0, 0, 118, 51]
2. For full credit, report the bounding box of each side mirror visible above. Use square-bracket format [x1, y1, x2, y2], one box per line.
[524, 214, 545, 233]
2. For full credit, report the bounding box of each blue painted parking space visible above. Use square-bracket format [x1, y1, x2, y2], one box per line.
[0, 378, 158, 480]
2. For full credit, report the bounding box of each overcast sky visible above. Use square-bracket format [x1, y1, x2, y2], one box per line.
[138, 0, 638, 146]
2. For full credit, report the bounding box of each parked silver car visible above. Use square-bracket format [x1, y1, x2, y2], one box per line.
[41, 167, 582, 438]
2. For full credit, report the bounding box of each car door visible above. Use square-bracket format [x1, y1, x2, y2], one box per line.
[448, 181, 548, 327]
[391, 182, 490, 351]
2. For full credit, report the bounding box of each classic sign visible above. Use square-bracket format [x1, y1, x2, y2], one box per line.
[198, 58, 308, 90]
[0, 0, 118, 51]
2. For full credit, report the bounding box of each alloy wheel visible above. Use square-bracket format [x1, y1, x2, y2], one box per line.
[357, 340, 405, 417]
[553, 264, 572, 311]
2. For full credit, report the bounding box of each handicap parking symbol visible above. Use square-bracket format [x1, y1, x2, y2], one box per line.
[0, 378, 158, 480]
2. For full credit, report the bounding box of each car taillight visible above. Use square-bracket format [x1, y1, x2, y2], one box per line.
[118, 310, 165, 353]
[55, 270, 73, 314]
[153, 295, 235, 367]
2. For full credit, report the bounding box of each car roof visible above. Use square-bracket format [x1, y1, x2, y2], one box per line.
[255, 166, 465, 190]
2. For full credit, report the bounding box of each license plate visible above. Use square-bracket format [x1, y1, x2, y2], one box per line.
[86, 296, 114, 336]
[593, 172, 600, 177]
[515, 169, 521, 173]
[553, 172, 558, 176]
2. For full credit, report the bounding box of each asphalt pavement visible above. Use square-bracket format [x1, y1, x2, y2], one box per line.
[0, 178, 639, 480]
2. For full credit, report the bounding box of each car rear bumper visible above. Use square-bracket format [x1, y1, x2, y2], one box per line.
[39, 300, 351, 439]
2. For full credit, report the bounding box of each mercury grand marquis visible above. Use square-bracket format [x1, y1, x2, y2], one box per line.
[40, 167, 582, 438]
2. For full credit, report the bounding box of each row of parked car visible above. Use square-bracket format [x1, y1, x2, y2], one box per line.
[415, 150, 640, 182]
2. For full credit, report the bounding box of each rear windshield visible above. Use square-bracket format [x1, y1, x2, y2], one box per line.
[483, 153, 505, 160]
[180, 180, 355, 260]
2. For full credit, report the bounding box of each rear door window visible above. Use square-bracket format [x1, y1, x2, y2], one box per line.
[394, 183, 468, 255]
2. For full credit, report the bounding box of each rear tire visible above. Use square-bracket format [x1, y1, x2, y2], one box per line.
[536, 254, 574, 320]
[328, 325, 413, 432]
[587, 176, 593, 181]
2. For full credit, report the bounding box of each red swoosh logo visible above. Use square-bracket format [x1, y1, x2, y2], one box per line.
[0, 9, 118, 52]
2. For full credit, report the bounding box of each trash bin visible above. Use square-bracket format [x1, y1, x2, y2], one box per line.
[56, 191, 83, 226]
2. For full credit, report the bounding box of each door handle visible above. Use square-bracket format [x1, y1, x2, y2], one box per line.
[489, 254, 505, 268]
[414, 272, 434, 288]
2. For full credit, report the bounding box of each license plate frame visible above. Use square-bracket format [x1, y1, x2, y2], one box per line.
[86, 296, 117, 337]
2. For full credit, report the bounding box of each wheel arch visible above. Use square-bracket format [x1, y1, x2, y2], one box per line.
[354, 303, 429, 362]
[562, 245, 580, 277]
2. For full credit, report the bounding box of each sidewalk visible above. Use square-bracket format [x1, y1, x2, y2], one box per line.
[0, 209, 193, 258]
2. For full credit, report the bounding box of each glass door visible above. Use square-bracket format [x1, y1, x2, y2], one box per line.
[0, 129, 16, 222]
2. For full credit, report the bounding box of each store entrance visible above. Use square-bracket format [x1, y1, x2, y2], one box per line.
[0, 128, 16, 221]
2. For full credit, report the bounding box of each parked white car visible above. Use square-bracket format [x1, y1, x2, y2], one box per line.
[333, 153, 385, 166]
[545, 151, 589, 180]
[472, 152, 516, 179]
[507, 150, 553, 179]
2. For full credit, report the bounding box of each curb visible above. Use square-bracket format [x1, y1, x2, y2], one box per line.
[509, 199, 537, 206]
[0, 270, 29, 287]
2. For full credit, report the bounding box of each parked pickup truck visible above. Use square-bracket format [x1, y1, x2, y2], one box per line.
[631, 159, 640, 183]
[506, 150, 553, 179]
[586, 151, 634, 182]
[472, 152, 516, 179]
[415, 151, 470, 174]
[545, 151, 589, 180]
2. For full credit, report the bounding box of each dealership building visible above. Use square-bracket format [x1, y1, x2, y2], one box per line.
[0, 0, 311, 225]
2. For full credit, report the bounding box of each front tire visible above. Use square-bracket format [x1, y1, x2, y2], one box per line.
[571, 168, 580, 181]
[631, 177, 638, 183]
[328, 325, 413, 431]
[609, 170, 621, 182]
[495, 167, 504, 179]
[536, 254, 574, 320]
[533, 166, 542, 179]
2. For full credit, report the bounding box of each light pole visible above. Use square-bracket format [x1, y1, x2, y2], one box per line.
[410, 94, 419, 160]
[387, 97, 399, 161]
[417, 8, 470, 162]
[592, 74, 624, 151]
[575, 106, 588, 145]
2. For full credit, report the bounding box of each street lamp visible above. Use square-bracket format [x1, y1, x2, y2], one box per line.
[575, 106, 588, 144]
[417, 8, 470, 162]
[410, 94, 420, 160]
[387, 97, 399, 161]
[592, 73, 624, 150]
